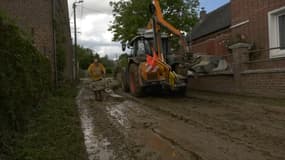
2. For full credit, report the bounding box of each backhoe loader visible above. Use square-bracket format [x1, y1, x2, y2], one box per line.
[120, 0, 200, 96]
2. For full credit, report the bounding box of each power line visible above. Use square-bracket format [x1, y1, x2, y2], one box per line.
[70, 6, 108, 22]
[81, 6, 106, 13]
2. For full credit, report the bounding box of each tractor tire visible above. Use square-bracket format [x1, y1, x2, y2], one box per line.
[178, 87, 187, 96]
[121, 68, 129, 92]
[170, 87, 186, 97]
[129, 63, 143, 97]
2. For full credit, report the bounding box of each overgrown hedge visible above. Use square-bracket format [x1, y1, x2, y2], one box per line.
[0, 12, 51, 157]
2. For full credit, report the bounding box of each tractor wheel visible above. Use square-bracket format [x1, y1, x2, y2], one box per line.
[178, 87, 187, 96]
[170, 87, 186, 97]
[121, 68, 129, 92]
[129, 63, 143, 97]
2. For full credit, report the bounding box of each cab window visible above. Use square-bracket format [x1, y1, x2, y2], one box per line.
[137, 40, 145, 55]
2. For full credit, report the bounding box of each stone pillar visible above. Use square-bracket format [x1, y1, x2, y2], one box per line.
[229, 43, 251, 92]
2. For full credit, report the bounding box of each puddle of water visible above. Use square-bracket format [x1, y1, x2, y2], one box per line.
[77, 88, 114, 160]
[106, 101, 132, 129]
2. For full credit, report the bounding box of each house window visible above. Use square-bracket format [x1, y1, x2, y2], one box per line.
[268, 7, 285, 58]
[279, 15, 285, 49]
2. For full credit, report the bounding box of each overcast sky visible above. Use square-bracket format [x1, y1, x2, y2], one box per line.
[68, 0, 229, 59]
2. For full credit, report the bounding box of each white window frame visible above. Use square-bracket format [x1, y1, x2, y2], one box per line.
[268, 6, 285, 58]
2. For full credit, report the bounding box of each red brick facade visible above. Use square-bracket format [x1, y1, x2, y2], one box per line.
[189, 0, 285, 98]
[0, 0, 74, 83]
[231, 0, 284, 49]
[0, 0, 54, 58]
[231, 0, 285, 69]
[189, 70, 285, 98]
[192, 0, 285, 70]
[191, 30, 230, 56]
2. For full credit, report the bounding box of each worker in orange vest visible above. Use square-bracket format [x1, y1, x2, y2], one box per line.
[88, 58, 106, 101]
[88, 58, 106, 81]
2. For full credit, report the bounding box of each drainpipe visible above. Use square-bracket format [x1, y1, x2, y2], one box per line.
[52, 0, 58, 87]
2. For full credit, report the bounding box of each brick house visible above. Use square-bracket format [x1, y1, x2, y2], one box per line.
[0, 0, 74, 84]
[191, 3, 231, 57]
[189, 0, 285, 98]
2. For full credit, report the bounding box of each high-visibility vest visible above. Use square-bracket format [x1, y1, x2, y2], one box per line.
[87, 63, 106, 81]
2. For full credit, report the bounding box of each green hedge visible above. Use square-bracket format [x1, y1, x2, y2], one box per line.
[0, 12, 52, 157]
[14, 88, 87, 160]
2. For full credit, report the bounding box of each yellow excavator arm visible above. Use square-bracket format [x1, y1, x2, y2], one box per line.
[149, 0, 182, 37]
[147, 0, 190, 56]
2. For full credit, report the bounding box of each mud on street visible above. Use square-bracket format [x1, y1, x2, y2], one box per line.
[76, 80, 285, 160]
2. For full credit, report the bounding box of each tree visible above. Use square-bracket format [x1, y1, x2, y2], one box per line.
[77, 45, 116, 74]
[77, 46, 97, 70]
[100, 55, 115, 74]
[109, 0, 200, 43]
[118, 53, 128, 67]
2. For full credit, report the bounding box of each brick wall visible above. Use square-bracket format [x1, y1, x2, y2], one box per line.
[189, 0, 285, 98]
[189, 70, 285, 98]
[0, 0, 74, 82]
[61, 0, 74, 81]
[192, 0, 285, 69]
[0, 0, 56, 83]
[192, 30, 230, 56]
[54, 0, 74, 80]
[0, 0, 54, 58]
[241, 71, 285, 98]
[188, 74, 237, 93]
[231, 0, 285, 48]
[231, 0, 285, 69]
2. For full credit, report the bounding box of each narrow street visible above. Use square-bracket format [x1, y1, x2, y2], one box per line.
[77, 80, 285, 160]
[2, 0, 285, 159]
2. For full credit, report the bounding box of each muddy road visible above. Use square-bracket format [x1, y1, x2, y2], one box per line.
[77, 82, 285, 160]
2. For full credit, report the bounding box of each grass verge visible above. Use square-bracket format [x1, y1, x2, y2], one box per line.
[14, 87, 87, 160]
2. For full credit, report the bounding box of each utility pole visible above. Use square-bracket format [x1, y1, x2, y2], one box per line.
[73, 0, 83, 80]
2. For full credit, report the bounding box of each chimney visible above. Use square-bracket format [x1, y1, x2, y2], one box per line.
[200, 7, 207, 22]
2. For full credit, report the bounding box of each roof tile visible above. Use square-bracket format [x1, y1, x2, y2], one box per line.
[192, 3, 231, 40]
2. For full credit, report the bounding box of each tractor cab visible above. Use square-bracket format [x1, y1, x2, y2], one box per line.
[127, 29, 169, 61]
[126, 30, 188, 76]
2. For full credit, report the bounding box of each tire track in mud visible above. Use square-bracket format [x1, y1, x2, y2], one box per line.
[182, 96, 285, 159]
[151, 128, 204, 160]
[167, 104, 285, 159]
[79, 80, 207, 160]
[121, 92, 285, 160]
[105, 98, 199, 160]
[88, 99, 139, 160]
[119, 93, 214, 159]
[78, 87, 149, 160]
[87, 91, 177, 160]
[76, 87, 114, 160]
